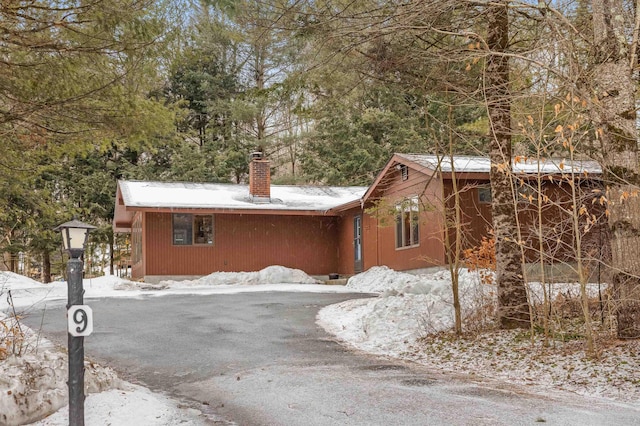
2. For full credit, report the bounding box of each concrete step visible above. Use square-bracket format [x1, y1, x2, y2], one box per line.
[324, 278, 348, 286]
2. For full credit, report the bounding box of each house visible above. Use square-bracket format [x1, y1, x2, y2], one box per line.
[361, 154, 606, 275]
[113, 154, 368, 283]
[113, 153, 605, 283]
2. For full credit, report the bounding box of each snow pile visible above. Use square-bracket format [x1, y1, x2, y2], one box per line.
[0, 274, 143, 310]
[346, 266, 485, 296]
[158, 265, 321, 287]
[83, 275, 132, 290]
[1, 351, 121, 426]
[1, 268, 350, 313]
[527, 281, 608, 305]
[0, 271, 44, 289]
[320, 266, 639, 404]
[0, 308, 209, 426]
[323, 267, 608, 356]
[321, 266, 493, 356]
[1, 345, 210, 426]
[0, 323, 121, 426]
[345, 266, 423, 294]
[319, 295, 454, 356]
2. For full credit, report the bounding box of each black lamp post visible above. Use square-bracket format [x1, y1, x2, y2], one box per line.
[54, 218, 96, 426]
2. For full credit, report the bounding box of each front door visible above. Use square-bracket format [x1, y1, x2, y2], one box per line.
[354, 215, 363, 273]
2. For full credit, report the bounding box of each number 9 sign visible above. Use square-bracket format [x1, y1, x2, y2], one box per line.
[68, 305, 93, 337]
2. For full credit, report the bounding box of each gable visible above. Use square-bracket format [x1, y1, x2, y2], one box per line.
[362, 153, 440, 203]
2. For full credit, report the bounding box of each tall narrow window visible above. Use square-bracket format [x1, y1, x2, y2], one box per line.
[132, 214, 143, 264]
[194, 215, 214, 244]
[395, 196, 420, 248]
[172, 214, 193, 245]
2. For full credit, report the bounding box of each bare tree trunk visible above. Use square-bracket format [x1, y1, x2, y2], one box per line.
[440, 102, 463, 335]
[42, 250, 51, 283]
[447, 157, 463, 335]
[486, 1, 530, 329]
[591, 0, 640, 339]
[109, 235, 115, 276]
[1, 252, 8, 271]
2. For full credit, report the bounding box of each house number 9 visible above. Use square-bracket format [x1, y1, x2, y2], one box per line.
[68, 305, 93, 337]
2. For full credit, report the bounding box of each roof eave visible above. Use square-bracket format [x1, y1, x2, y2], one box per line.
[328, 199, 363, 214]
[117, 205, 346, 217]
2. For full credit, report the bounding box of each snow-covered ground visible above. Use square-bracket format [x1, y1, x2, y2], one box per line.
[2, 264, 639, 425]
[318, 266, 640, 405]
[0, 267, 350, 426]
[2, 266, 354, 313]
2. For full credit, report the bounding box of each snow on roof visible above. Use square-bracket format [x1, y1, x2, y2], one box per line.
[118, 180, 367, 212]
[396, 154, 602, 175]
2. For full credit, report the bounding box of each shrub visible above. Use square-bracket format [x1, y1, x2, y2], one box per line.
[463, 232, 496, 285]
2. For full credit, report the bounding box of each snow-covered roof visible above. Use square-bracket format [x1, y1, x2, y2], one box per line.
[118, 180, 367, 212]
[396, 154, 602, 175]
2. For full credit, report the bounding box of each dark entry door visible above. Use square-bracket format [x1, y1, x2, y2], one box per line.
[354, 215, 363, 273]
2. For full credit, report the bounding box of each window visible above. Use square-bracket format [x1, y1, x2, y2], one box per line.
[132, 214, 142, 264]
[395, 196, 420, 248]
[395, 163, 409, 180]
[478, 186, 492, 203]
[517, 184, 536, 204]
[400, 164, 409, 181]
[172, 214, 214, 245]
[194, 215, 214, 244]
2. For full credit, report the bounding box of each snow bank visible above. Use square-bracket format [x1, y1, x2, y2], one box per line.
[0, 335, 120, 426]
[324, 266, 612, 358]
[0, 308, 208, 426]
[0, 273, 144, 311]
[319, 294, 455, 357]
[158, 265, 321, 287]
[328, 267, 608, 356]
[322, 266, 493, 357]
[527, 281, 608, 305]
[345, 266, 484, 296]
[0, 271, 43, 289]
[320, 266, 639, 404]
[345, 266, 423, 294]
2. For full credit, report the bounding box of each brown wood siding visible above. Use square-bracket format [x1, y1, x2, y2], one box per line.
[362, 213, 379, 271]
[373, 209, 446, 270]
[513, 179, 607, 264]
[364, 166, 446, 271]
[443, 179, 493, 250]
[144, 212, 340, 276]
[443, 178, 607, 264]
[336, 207, 364, 275]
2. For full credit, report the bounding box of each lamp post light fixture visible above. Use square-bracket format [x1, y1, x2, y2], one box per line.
[54, 218, 96, 426]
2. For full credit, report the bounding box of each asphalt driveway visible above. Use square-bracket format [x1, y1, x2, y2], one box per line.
[25, 291, 640, 425]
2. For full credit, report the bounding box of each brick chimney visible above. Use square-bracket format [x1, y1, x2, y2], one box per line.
[249, 152, 270, 201]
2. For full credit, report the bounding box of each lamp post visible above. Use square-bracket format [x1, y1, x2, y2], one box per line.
[54, 218, 96, 426]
